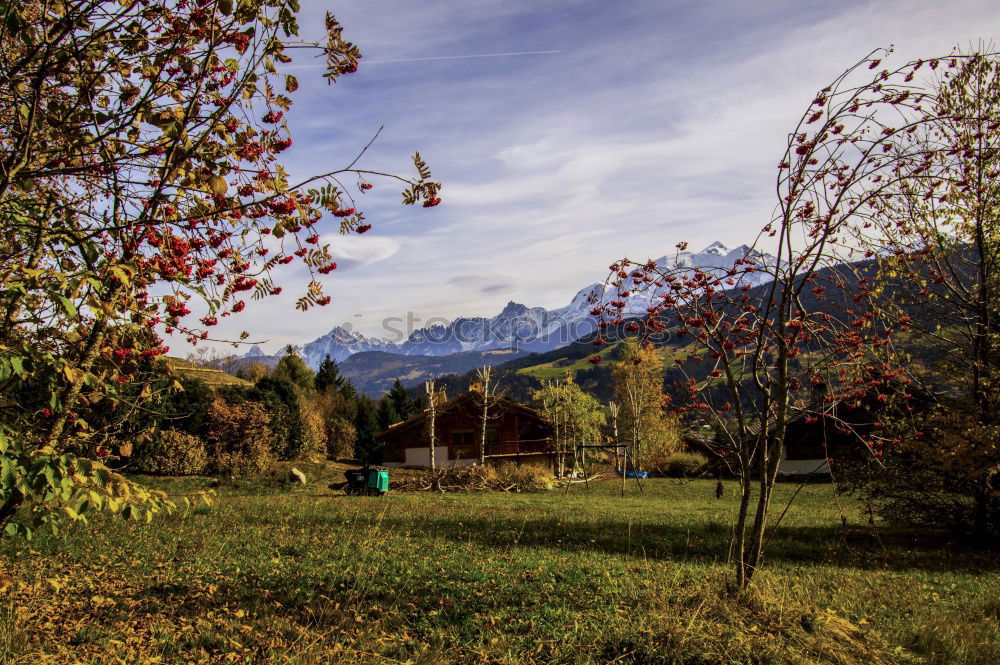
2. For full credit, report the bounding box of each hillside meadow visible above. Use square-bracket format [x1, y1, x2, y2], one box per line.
[1, 471, 997, 665]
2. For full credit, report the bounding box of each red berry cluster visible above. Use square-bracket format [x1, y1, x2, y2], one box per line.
[166, 301, 191, 318]
[232, 276, 258, 292]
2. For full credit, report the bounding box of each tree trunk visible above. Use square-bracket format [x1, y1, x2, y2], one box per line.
[45, 320, 107, 448]
[428, 403, 436, 473]
[0, 200, 54, 346]
[972, 485, 992, 542]
[424, 380, 437, 473]
[478, 368, 490, 465]
[733, 465, 752, 589]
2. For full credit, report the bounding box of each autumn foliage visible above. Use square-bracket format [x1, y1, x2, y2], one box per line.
[204, 397, 274, 477]
[0, 1, 439, 535]
[133, 429, 208, 477]
[593, 48, 1000, 584]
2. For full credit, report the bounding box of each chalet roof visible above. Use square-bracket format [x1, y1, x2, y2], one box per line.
[374, 391, 549, 442]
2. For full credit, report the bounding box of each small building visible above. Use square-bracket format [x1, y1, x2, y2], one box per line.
[375, 390, 554, 471]
[779, 414, 849, 476]
[779, 381, 935, 476]
[684, 382, 919, 478]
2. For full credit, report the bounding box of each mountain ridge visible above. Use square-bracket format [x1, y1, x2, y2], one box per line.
[246, 241, 776, 371]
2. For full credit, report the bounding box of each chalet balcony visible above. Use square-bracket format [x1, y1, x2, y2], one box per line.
[483, 438, 553, 458]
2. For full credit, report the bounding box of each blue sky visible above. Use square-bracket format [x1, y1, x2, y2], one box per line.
[191, 0, 1000, 356]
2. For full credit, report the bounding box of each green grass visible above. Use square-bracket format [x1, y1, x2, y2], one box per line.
[517, 340, 696, 381]
[518, 342, 621, 381]
[1, 473, 997, 664]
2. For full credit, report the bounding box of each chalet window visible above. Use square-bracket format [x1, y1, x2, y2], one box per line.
[450, 430, 477, 459]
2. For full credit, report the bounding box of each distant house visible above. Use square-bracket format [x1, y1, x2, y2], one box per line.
[684, 381, 931, 477]
[375, 390, 554, 471]
[779, 411, 856, 476]
[780, 381, 934, 476]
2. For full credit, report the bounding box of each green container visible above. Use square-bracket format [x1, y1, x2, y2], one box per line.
[367, 468, 389, 493]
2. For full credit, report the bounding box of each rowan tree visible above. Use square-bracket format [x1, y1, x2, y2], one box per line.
[0, 1, 439, 536]
[592, 49, 956, 587]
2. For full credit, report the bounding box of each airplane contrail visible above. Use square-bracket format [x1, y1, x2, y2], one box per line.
[365, 50, 563, 64]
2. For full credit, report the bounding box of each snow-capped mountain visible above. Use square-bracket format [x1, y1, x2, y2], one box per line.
[666, 242, 771, 274]
[295, 300, 565, 367]
[608, 242, 776, 317]
[547, 242, 775, 320]
[253, 242, 776, 369]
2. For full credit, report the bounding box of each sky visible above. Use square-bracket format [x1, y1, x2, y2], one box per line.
[189, 0, 1000, 356]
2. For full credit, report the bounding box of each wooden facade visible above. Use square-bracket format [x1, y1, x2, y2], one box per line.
[375, 391, 554, 470]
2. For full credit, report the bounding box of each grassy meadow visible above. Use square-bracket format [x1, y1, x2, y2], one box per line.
[1, 469, 997, 665]
[516, 340, 696, 382]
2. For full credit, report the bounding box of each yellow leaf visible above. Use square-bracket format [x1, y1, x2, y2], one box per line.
[208, 175, 228, 196]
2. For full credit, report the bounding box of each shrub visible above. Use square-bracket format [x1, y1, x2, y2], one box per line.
[310, 391, 357, 460]
[204, 397, 275, 477]
[133, 429, 208, 476]
[250, 376, 306, 460]
[837, 405, 999, 539]
[300, 405, 328, 461]
[391, 462, 555, 492]
[659, 452, 708, 477]
[325, 417, 356, 460]
[634, 413, 683, 472]
[494, 463, 557, 491]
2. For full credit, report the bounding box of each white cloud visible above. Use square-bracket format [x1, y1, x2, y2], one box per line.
[184, 0, 1000, 354]
[327, 235, 402, 271]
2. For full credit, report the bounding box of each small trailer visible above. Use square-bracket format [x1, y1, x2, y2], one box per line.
[342, 466, 389, 496]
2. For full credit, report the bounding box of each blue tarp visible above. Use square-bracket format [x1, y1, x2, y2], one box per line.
[617, 470, 649, 479]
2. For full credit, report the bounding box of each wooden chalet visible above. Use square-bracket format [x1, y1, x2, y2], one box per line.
[775, 381, 933, 476]
[375, 390, 555, 471]
[680, 380, 935, 478]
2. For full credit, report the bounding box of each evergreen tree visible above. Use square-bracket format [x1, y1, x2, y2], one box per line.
[340, 378, 358, 402]
[272, 346, 315, 398]
[376, 397, 401, 431]
[160, 378, 212, 437]
[315, 354, 346, 394]
[353, 396, 382, 463]
[387, 378, 416, 419]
